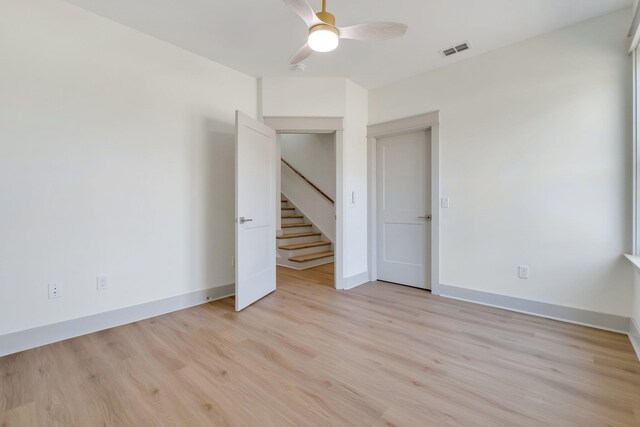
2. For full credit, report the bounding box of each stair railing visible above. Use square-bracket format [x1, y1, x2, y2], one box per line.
[281, 159, 334, 205]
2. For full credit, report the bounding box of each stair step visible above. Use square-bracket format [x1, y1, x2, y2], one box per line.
[282, 207, 295, 211]
[277, 232, 321, 240]
[282, 215, 303, 219]
[282, 223, 311, 229]
[289, 251, 334, 263]
[279, 241, 332, 251]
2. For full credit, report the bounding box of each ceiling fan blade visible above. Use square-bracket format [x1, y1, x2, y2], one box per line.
[282, 0, 322, 28]
[289, 43, 313, 64]
[338, 22, 408, 41]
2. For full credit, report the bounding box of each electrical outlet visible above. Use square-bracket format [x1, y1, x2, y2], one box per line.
[48, 282, 63, 299]
[518, 265, 529, 279]
[97, 276, 108, 291]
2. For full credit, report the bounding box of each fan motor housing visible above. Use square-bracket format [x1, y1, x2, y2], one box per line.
[315, 11, 336, 26]
[309, 23, 339, 37]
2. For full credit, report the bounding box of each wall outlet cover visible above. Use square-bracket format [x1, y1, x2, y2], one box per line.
[97, 276, 108, 290]
[48, 282, 63, 299]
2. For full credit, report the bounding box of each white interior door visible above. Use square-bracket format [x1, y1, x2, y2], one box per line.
[235, 111, 277, 311]
[376, 130, 431, 289]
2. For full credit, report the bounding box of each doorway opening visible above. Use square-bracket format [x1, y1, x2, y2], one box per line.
[276, 132, 337, 289]
[235, 114, 345, 312]
[263, 116, 345, 291]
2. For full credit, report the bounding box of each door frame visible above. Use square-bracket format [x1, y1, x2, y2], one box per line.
[263, 116, 344, 290]
[367, 111, 441, 295]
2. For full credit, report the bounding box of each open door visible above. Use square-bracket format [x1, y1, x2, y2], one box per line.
[235, 111, 277, 311]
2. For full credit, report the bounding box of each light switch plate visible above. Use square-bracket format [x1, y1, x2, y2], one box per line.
[441, 197, 450, 208]
[518, 265, 529, 279]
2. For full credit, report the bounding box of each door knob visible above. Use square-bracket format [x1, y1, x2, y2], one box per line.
[418, 215, 432, 221]
[239, 217, 253, 224]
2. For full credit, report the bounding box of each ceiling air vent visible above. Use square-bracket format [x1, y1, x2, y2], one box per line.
[440, 42, 471, 57]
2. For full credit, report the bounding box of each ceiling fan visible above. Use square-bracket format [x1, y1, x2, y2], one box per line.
[283, 0, 408, 64]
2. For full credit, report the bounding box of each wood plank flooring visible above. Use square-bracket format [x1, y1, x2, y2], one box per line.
[1, 263, 640, 426]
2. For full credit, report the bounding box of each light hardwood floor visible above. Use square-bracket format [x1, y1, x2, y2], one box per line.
[1, 264, 640, 426]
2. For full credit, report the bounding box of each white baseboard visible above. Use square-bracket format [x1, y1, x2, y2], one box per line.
[630, 318, 640, 362]
[341, 271, 369, 290]
[0, 283, 234, 357]
[438, 284, 630, 334]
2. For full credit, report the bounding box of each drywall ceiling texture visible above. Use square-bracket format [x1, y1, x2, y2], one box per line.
[370, 9, 633, 317]
[280, 133, 336, 200]
[61, 0, 632, 88]
[261, 77, 369, 283]
[0, 0, 257, 335]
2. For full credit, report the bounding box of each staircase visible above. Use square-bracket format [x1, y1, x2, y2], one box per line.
[277, 195, 334, 270]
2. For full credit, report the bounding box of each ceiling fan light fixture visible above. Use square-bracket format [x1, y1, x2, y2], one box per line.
[308, 24, 339, 52]
[284, 0, 407, 64]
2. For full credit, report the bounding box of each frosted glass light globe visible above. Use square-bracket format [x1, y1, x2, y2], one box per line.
[308, 26, 339, 52]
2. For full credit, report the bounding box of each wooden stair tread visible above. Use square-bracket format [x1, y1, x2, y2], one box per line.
[282, 223, 311, 228]
[279, 241, 331, 250]
[282, 215, 303, 219]
[289, 251, 334, 263]
[281, 207, 295, 211]
[276, 232, 321, 239]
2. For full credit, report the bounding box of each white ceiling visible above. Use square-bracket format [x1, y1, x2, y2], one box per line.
[63, 0, 632, 88]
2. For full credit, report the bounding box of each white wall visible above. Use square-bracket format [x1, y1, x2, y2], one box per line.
[261, 77, 346, 118]
[634, 272, 640, 321]
[281, 165, 336, 242]
[632, 272, 640, 357]
[369, 9, 633, 316]
[343, 80, 370, 278]
[280, 133, 336, 200]
[0, 0, 257, 335]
